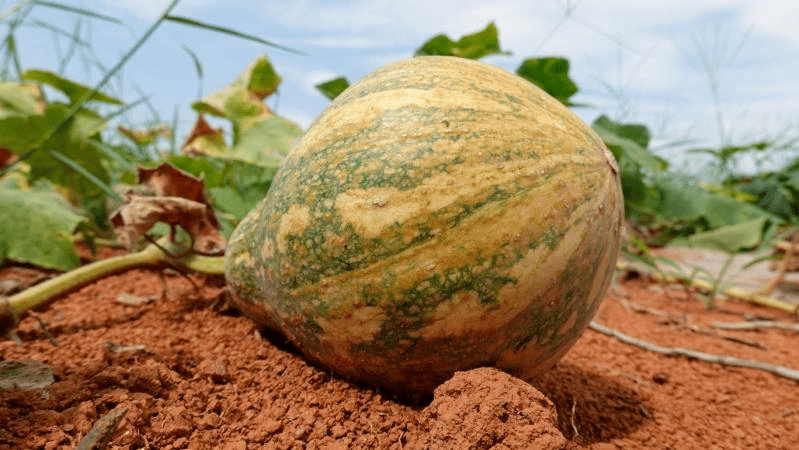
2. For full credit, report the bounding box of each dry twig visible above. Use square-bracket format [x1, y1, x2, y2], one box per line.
[589, 321, 799, 382]
[712, 320, 799, 333]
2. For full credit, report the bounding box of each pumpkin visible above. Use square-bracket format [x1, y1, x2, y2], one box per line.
[225, 56, 624, 396]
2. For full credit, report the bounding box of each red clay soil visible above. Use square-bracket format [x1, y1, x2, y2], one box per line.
[1, 247, 798, 449]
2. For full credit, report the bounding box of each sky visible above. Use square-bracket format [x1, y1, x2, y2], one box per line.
[7, 0, 799, 175]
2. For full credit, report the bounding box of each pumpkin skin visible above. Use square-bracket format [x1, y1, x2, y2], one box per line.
[225, 56, 624, 396]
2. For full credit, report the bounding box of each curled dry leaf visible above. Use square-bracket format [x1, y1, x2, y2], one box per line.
[109, 163, 225, 255]
[181, 114, 226, 156]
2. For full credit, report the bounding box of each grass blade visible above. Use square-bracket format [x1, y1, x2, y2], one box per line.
[88, 140, 136, 173]
[165, 15, 306, 55]
[46, 149, 123, 202]
[33, 1, 123, 24]
[2, 34, 24, 80]
[180, 44, 204, 98]
[0, 0, 35, 23]
[27, 19, 92, 47]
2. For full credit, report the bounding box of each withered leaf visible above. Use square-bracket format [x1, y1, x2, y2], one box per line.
[181, 114, 226, 156]
[109, 196, 225, 255]
[110, 162, 225, 255]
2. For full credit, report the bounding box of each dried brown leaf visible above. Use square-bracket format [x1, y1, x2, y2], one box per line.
[109, 196, 225, 255]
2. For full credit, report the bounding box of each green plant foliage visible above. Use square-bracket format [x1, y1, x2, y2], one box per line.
[0, 189, 87, 270]
[21, 69, 123, 105]
[592, 115, 666, 173]
[414, 22, 508, 59]
[688, 141, 770, 169]
[192, 54, 281, 118]
[686, 216, 772, 252]
[733, 172, 799, 221]
[655, 180, 777, 229]
[0, 81, 114, 220]
[315, 77, 349, 100]
[515, 57, 578, 105]
[226, 116, 302, 168]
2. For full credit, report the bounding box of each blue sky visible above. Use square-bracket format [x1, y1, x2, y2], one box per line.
[8, 0, 799, 175]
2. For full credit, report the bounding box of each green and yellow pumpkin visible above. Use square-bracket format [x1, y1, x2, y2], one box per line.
[225, 56, 624, 396]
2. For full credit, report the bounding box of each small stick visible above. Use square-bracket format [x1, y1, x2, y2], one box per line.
[75, 407, 128, 450]
[588, 321, 799, 382]
[620, 299, 766, 349]
[712, 320, 799, 333]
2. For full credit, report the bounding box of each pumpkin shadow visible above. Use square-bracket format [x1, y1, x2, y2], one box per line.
[530, 361, 650, 445]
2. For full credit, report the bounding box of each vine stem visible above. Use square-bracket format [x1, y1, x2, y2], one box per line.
[2, 240, 225, 318]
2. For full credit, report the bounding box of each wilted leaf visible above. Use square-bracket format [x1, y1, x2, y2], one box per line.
[181, 114, 227, 155]
[515, 57, 578, 105]
[0, 189, 86, 270]
[109, 163, 225, 255]
[414, 22, 507, 59]
[0, 147, 14, 168]
[315, 76, 349, 100]
[110, 196, 225, 255]
[137, 163, 217, 224]
[21, 69, 123, 106]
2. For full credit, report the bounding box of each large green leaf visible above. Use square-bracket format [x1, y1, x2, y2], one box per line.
[225, 115, 302, 168]
[21, 69, 122, 106]
[0, 189, 86, 270]
[515, 57, 578, 106]
[686, 217, 772, 252]
[414, 22, 507, 59]
[23, 105, 111, 202]
[736, 175, 797, 221]
[656, 181, 776, 229]
[592, 115, 667, 173]
[0, 100, 60, 153]
[315, 77, 350, 100]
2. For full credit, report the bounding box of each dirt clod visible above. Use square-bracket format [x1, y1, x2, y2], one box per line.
[418, 367, 567, 449]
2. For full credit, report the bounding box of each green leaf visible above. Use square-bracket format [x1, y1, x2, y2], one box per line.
[414, 22, 508, 59]
[225, 115, 302, 168]
[0, 82, 41, 118]
[0, 189, 86, 270]
[592, 115, 666, 173]
[515, 57, 578, 105]
[656, 181, 777, 229]
[687, 217, 772, 252]
[208, 186, 252, 220]
[22, 105, 111, 201]
[165, 15, 305, 55]
[736, 175, 797, 221]
[315, 77, 349, 100]
[192, 54, 281, 117]
[21, 69, 123, 106]
[0, 101, 68, 154]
